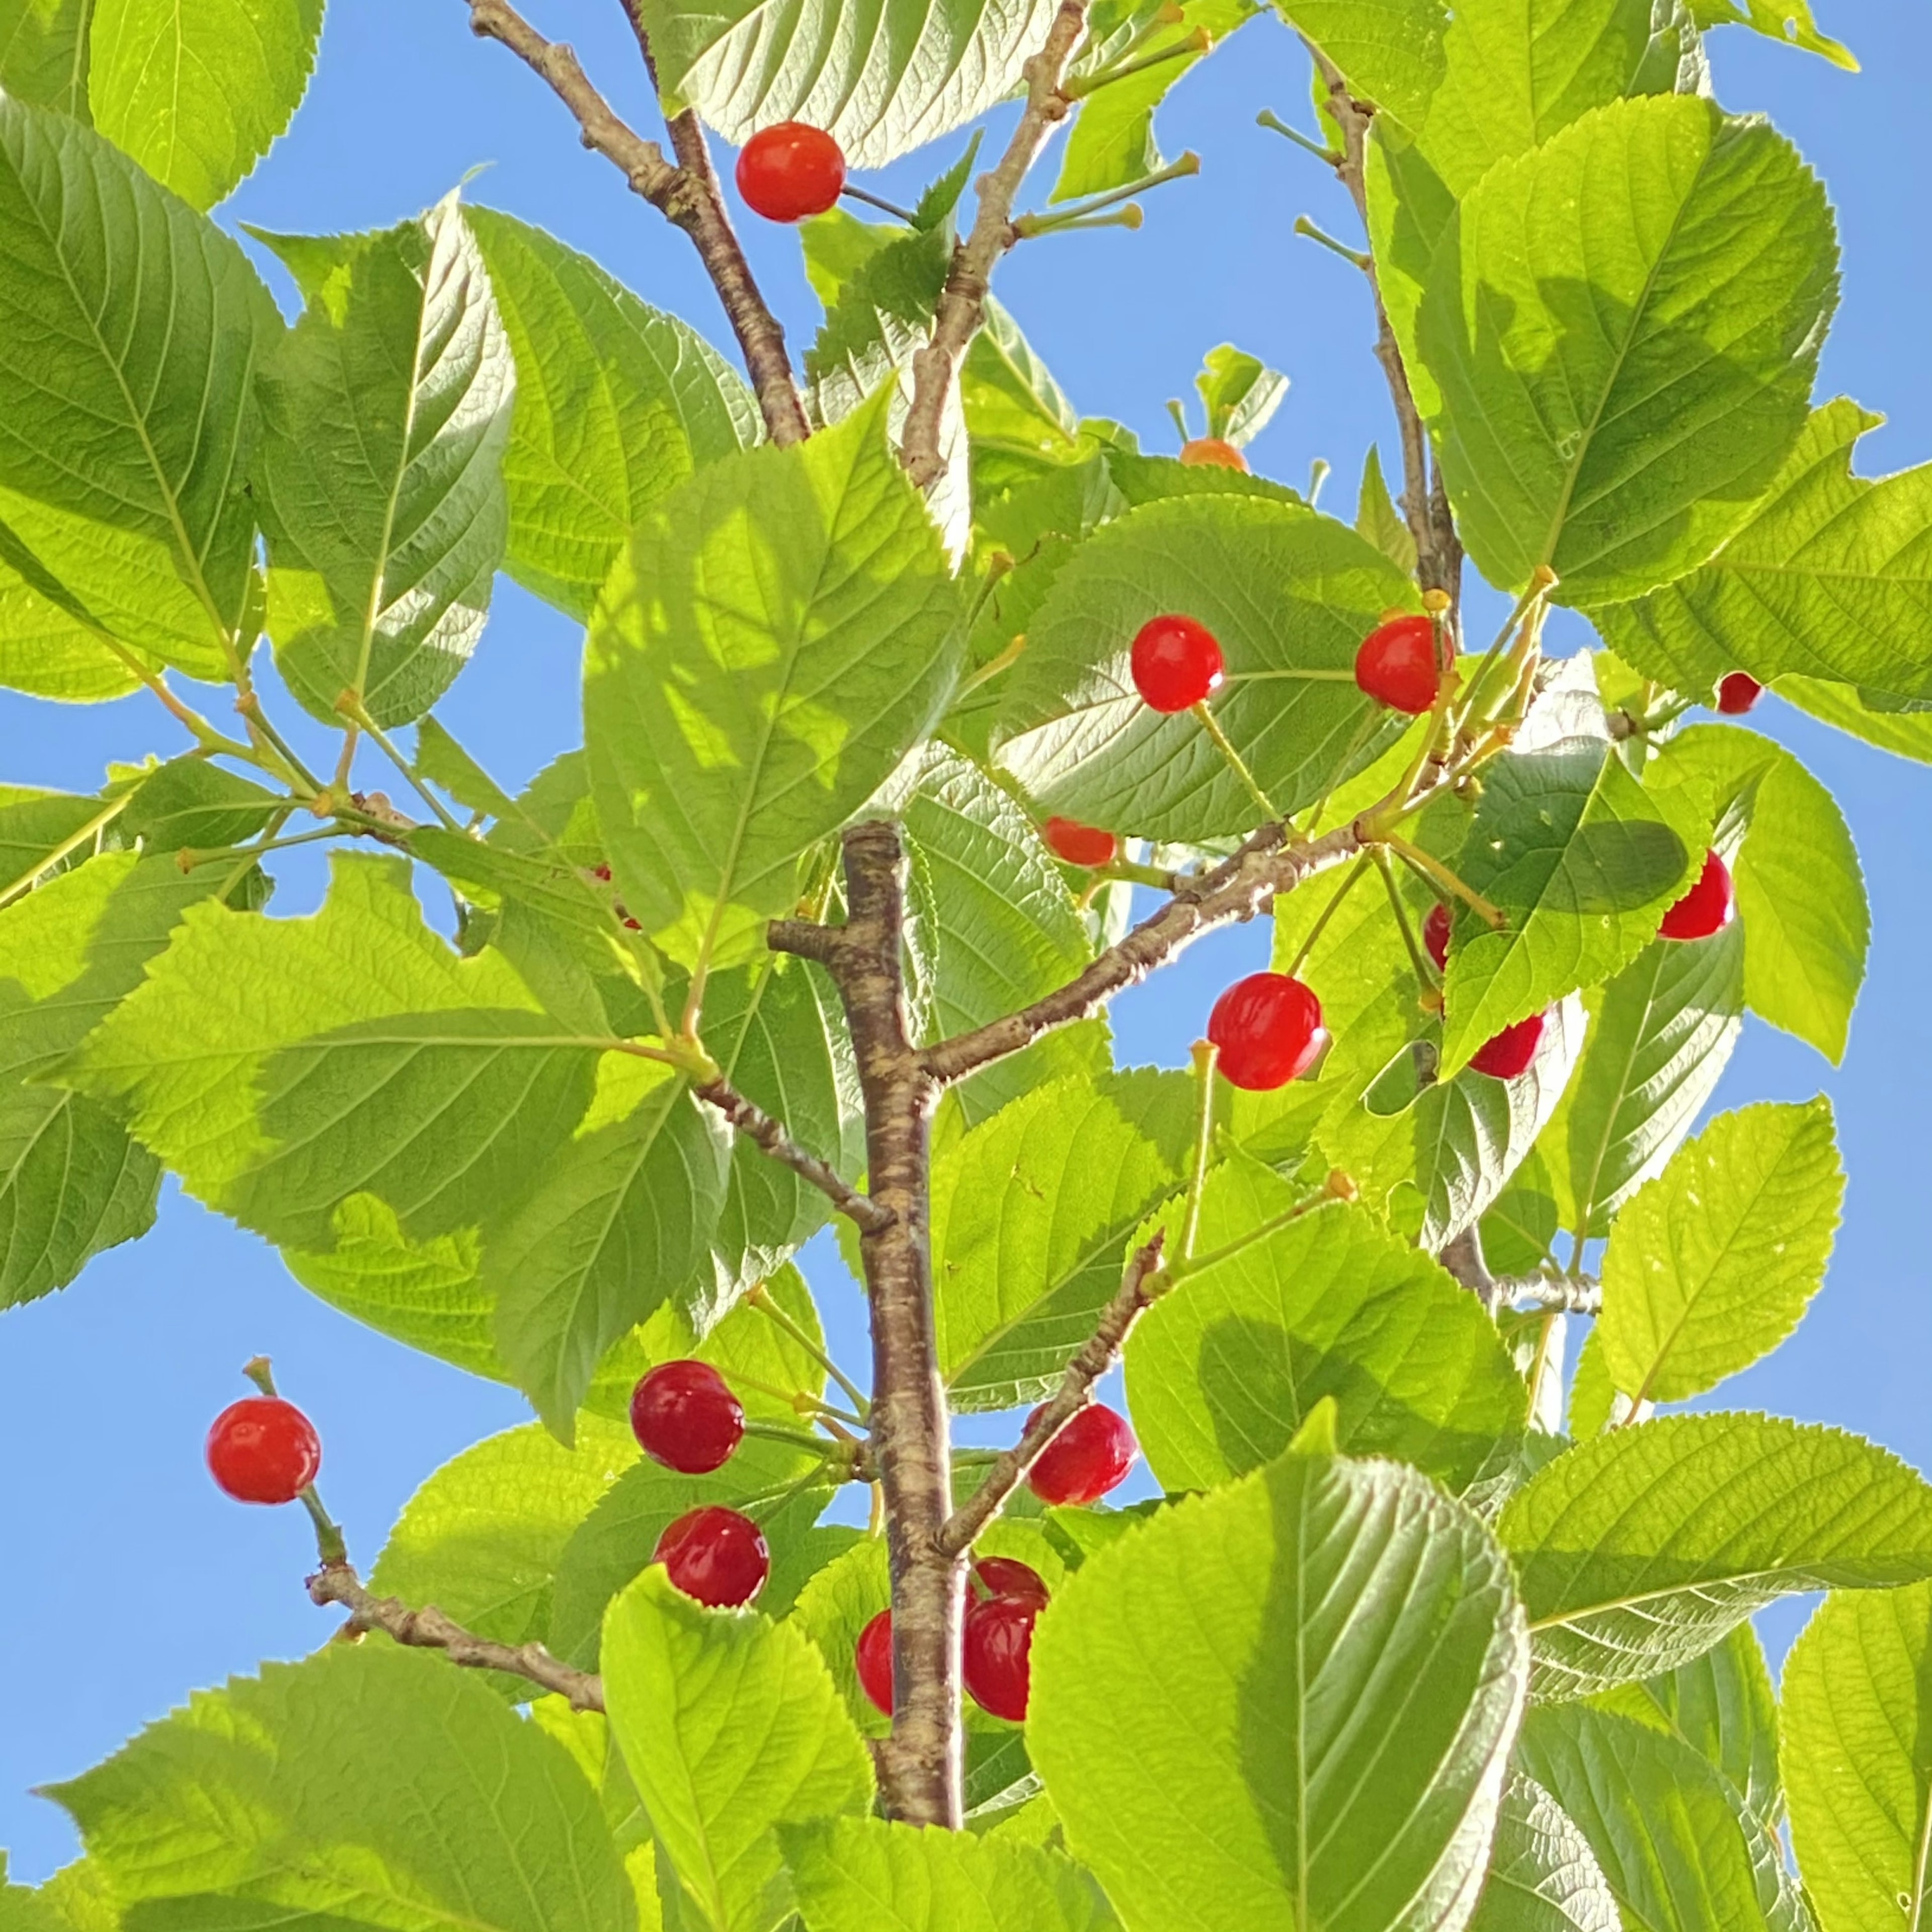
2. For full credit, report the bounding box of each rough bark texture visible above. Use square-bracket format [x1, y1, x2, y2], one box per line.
[693, 1075, 891, 1232]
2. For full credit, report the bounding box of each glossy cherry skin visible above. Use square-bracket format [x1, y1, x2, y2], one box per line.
[974, 1556, 1050, 1607]
[855, 1609, 894, 1716]
[1470, 1009, 1548, 1080]
[1179, 437, 1247, 471]
[1716, 671, 1763, 715]
[1355, 614, 1441, 715]
[654, 1505, 770, 1607]
[1422, 902, 1452, 973]
[1131, 614, 1225, 713]
[1207, 972, 1329, 1091]
[1657, 848, 1735, 942]
[1041, 817, 1120, 868]
[629, 1359, 745, 1473]
[1026, 1402, 1138, 1506]
[963, 1596, 1038, 1722]
[205, 1397, 320, 1504]
[734, 122, 846, 222]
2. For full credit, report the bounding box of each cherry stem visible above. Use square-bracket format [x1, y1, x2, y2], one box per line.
[1378, 833, 1505, 928]
[240, 1356, 348, 1566]
[747, 1283, 871, 1417]
[1063, 28, 1209, 99]
[1256, 107, 1340, 164]
[1457, 566, 1557, 732]
[1373, 848, 1439, 994]
[841, 183, 918, 223]
[235, 691, 326, 796]
[1294, 213, 1371, 272]
[340, 699, 464, 832]
[1013, 152, 1198, 236]
[1191, 700, 1280, 825]
[1284, 854, 1370, 981]
[1181, 1038, 1218, 1261]
[1295, 708, 1382, 836]
[742, 1417, 847, 1457]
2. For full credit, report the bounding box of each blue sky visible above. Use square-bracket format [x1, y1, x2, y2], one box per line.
[3, 0, 1928, 1880]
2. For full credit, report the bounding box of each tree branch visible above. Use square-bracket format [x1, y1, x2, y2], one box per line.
[900, 0, 1089, 487]
[1303, 41, 1462, 602]
[463, 0, 808, 445]
[693, 1075, 893, 1233]
[310, 1561, 604, 1710]
[921, 817, 1365, 1087]
[938, 1233, 1166, 1559]
[1438, 1223, 1499, 1312]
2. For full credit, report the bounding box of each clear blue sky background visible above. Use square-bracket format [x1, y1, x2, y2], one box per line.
[3, 0, 1928, 1880]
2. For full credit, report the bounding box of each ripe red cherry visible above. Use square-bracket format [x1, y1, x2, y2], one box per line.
[1131, 614, 1225, 713]
[1422, 902, 1452, 973]
[205, 1396, 320, 1504]
[1657, 848, 1735, 942]
[1470, 1009, 1549, 1080]
[1355, 613, 1441, 715]
[1041, 817, 1120, 868]
[654, 1505, 769, 1607]
[735, 122, 846, 222]
[1179, 437, 1247, 471]
[629, 1359, 745, 1473]
[1027, 1402, 1138, 1506]
[1207, 971, 1328, 1091]
[974, 1556, 1050, 1607]
[1716, 671, 1763, 715]
[963, 1596, 1038, 1721]
[855, 1609, 894, 1716]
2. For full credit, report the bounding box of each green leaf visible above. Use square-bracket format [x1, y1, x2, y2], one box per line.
[1439, 729, 1696, 1076]
[585, 391, 961, 975]
[1354, 445, 1416, 574]
[1690, 0, 1853, 68]
[0, 574, 135, 699]
[1272, 0, 1446, 124]
[1779, 672, 1932, 764]
[466, 209, 757, 623]
[490, 1066, 732, 1435]
[1127, 1183, 1525, 1493]
[0, 98, 277, 677]
[88, 0, 321, 209]
[121, 758, 282, 854]
[52, 1643, 634, 1932]
[930, 1068, 1195, 1411]
[636, 0, 1062, 169]
[252, 195, 513, 728]
[1053, 0, 1254, 204]
[1782, 1582, 1932, 1932]
[1418, 96, 1836, 603]
[1466, 1774, 1619, 1932]
[1518, 1703, 1795, 1932]
[601, 1567, 872, 1932]
[784, 1817, 1116, 1932]
[992, 494, 1411, 840]
[1190, 340, 1286, 449]
[1592, 400, 1932, 711]
[415, 716, 519, 822]
[1556, 921, 1744, 1244]
[1598, 1098, 1841, 1406]
[1496, 1412, 1932, 1696]
[958, 300, 1091, 500]
[804, 225, 951, 386]
[1029, 1447, 1528, 1931]
[0, 0, 90, 115]
[369, 1415, 638, 1685]
[902, 749, 1104, 1124]
[549, 1436, 836, 1668]
[1588, 1622, 1783, 1831]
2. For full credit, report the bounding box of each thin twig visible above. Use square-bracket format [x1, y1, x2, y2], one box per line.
[938, 1233, 1167, 1558]
[693, 1076, 893, 1233]
[310, 1562, 605, 1709]
[900, 0, 1090, 486]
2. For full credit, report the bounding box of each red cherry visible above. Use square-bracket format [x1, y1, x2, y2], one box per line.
[1179, 437, 1247, 471]
[1041, 817, 1120, 868]
[591, 862, 613, 881]
[1026, 1402, 1138, 1506]
[1206, 971, 1328, 1091]
[1470, 1009, 1549, 1080]
[974, 1556, 1050, 1607]
[1716, 671, 1763, 715]
[1131, 614, 1225, 713]
[1657, 848, 1735, 942]
[654, 1505, 769, 1607]
[963, 1596, 1038, 1722]
[855, 1609, 894, 1716]
[629, 1359, 745, 1473]
[205, 1396, 320, 1504]
[1355, 613, 1441, 715]
[1422, 902, 1452, 973]
[734, 122, 846, 222]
